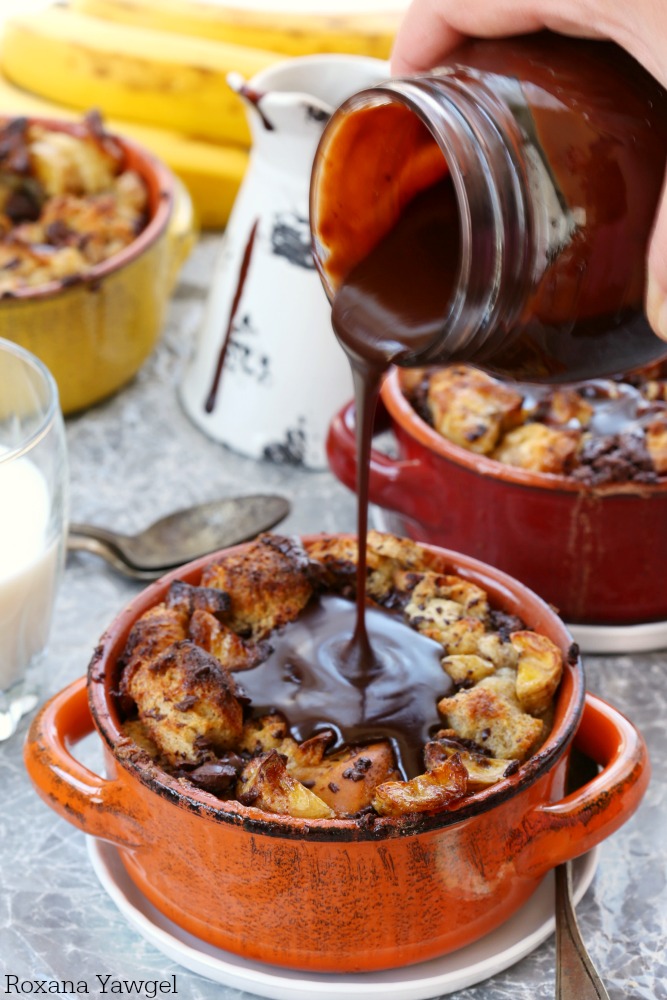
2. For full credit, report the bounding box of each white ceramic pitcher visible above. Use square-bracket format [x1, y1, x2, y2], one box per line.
[180, 54, 388, 469]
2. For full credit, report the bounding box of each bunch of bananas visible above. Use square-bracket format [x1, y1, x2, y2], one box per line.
[0, 1, 402, 228]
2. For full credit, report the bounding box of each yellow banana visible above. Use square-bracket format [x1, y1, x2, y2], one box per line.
[1, 5, 282, 147]
[0, 72, 248, 229]
[70, 0, 401, 58]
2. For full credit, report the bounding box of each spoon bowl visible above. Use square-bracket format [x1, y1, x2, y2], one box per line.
[67, 495, 291, 579]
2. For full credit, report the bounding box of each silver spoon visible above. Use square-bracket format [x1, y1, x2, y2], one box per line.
[67, 494, 291, 580]
[555, 749, 610, 1000]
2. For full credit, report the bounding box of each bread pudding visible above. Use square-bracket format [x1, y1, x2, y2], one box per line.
[116, 532, 564, 822]
[404, 363, 667, 485]
[0, 112, 149, 294]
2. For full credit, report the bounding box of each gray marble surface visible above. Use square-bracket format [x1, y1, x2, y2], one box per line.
[1, 235, 665, 999]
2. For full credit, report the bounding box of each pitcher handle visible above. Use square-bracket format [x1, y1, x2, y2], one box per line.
[24, 676, 146, 848]
[514, 692, 650, 876]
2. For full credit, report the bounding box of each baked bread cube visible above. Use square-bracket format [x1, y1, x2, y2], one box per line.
[304, 530, 428, 604]
[540, 388, 593, 427]
[123, 639, 244, 766]
[492, 423, 580, 474]
[119, 601, 189, 694]
[188, 609, 266, 672]
[200, 534, 314, 639]
[426, 365, 523, 454]
[437, 675, 544, 760]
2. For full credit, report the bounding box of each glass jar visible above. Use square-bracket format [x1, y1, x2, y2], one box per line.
[310, 33, 667, 382]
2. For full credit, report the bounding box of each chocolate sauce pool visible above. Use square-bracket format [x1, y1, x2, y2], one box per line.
[239, 595, 453, 780]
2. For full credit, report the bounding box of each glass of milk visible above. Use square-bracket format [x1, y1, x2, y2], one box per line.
[0, 339, 68, 740]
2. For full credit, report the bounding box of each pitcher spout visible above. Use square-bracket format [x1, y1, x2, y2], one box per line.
[227, 71, 334, 134]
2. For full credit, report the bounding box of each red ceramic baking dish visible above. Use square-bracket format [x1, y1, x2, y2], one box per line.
[327, 369, 667, 625]
[24, 536, 648, 973]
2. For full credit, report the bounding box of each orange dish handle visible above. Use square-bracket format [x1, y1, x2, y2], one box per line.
[516, 692, 650, 876]
[24, 676, 146, 848]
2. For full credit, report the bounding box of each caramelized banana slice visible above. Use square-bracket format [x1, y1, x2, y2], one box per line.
[511, 630, 563, 716]
[646, 415, 667, 473]
[125, 639, 244, 767]
[441, 653, 497, 686]
[237, 750, 334, 819]
[286, 741, 400, 815]
[372, 754, 468, 816]
[239, 722, 399, 815]
[200, 534, 313, 639]
[438, 675, 544, 761]
[425, 736, 517, 790]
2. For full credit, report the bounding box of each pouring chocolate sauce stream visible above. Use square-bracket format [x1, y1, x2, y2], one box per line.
[239, 182, 457, 780]
[331, 178, 458, 661]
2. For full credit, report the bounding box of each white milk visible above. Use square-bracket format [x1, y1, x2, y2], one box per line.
[0, 453, 59, 691]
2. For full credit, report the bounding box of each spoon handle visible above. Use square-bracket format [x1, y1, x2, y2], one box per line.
[67, 526, 158, 581]
[68, 522, 127, 557]
[555, 861, 610, 1000]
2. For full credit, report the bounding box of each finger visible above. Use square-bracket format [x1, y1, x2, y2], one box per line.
[390, 0, 548, 75]
[646, 174, 667, 342]
[390, 0, 466, 75]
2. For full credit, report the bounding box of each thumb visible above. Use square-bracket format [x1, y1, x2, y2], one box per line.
[646, 171, 667, 342]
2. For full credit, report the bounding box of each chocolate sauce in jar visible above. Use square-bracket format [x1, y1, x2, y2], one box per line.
[239, 595, 453, 780]
[312, 33, 667, 383]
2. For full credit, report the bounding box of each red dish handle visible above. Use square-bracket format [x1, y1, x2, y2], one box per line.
[327, 398, 444, 527]
[515, 692, 650, 876]
[24, 676, 146, 848]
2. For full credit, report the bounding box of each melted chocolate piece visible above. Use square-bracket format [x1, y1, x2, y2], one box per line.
[239, 595, 454, 779]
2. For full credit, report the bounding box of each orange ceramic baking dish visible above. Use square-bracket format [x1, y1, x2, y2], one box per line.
[24, 537, 649, 973]
[327, 370, 667, 625]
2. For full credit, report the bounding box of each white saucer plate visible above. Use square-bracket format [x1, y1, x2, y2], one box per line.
[87, 838, 599, 1000]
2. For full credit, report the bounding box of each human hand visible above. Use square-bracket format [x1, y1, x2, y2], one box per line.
[391, 0, 667, 342]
